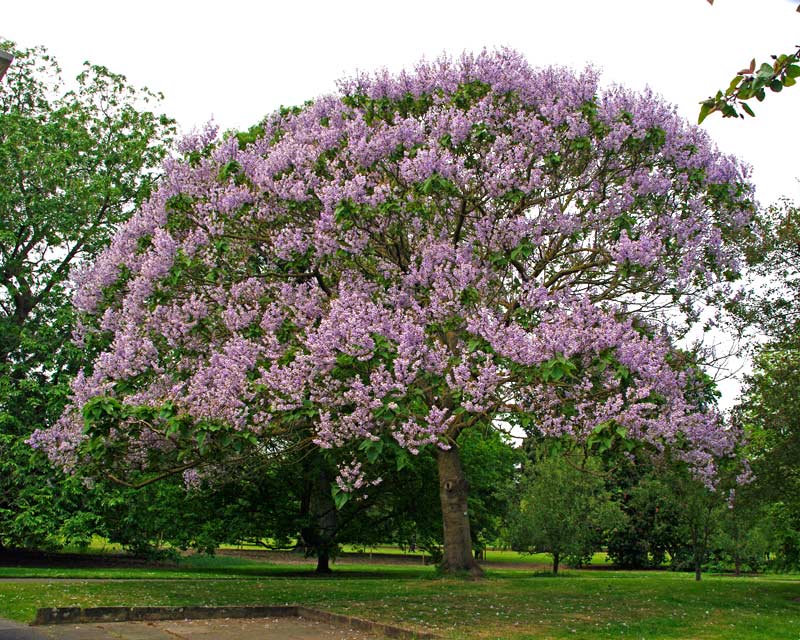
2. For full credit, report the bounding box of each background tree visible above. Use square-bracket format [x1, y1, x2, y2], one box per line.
[606, 471, 686, 569]
[725, 198, 800, 571]
[709, 488, 772, 575]
[35, 50, 753, 576]
[506, 452, 623, 575]
[0, 41, 175, 549]
[733, 340, 800, 569]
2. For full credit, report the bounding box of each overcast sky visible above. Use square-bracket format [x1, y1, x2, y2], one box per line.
[3, 0, 798, 405]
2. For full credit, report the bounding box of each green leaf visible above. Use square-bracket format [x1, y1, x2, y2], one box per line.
[466, 338, 482, 353]
[786, 64, 800, 79]
[741, 102, 756, 117]
[770, 79, 783, 93]
[757, 62, 776, 78]
[726, 76, 743, 95]
[332, 487, 350, 510]
[698, 102, 712, 125]
[218, 160, 242, 181]
[396, 449, 410, 471]
[359, 438, 384, 464]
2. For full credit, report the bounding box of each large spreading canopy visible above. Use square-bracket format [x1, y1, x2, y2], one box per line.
[32, 49, 753, 572]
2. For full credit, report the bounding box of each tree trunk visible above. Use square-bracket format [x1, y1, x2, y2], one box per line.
[301, 462, 337, 574]
[693, 534, 703, 582]
[316, 549, 332, 574]
[436, 446, 483, 576]
[553, 551, 560, 576]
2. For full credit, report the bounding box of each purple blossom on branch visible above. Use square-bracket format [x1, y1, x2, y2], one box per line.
[33, 48, 754, 496]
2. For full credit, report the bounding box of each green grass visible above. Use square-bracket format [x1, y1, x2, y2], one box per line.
[0, 557, 798, 639]
[339, 545, 610, 566]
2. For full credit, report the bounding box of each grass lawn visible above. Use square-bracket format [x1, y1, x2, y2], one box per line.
[0, 555, 798, 639]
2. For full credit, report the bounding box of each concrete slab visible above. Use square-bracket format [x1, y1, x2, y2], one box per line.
[0, 618, 50, 640]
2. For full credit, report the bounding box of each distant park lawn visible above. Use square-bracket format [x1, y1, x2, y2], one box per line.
[1, 553, 798, 639]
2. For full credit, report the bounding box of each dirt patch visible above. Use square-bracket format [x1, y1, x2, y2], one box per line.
[35, 617, 382, 640]
[33, 606, 439, 640]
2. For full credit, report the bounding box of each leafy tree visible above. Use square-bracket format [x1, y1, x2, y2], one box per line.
[667, 470, 718, 581]
[606, 472, 686, 569]
[506, 453, 624, 575]
[0, 41, 175, 548]
[700, 0, 800, 122]
[457, 428, 521, 557]
[731, 202, 800, 340]
[732, 338, 800, 569]
[709, 490, 772, 575]
[728, 199, 800, 570]
[34, 50, 752, 575]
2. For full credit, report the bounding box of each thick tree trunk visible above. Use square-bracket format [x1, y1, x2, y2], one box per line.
[436, 446, 483, 576]
[553, 551, 560, 576]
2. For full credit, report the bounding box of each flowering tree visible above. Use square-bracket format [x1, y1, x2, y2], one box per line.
[32, 49, 753, 575]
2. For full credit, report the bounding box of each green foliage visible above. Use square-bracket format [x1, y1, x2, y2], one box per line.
[606, 473, 686, 569]
[0, 430, 101, 549]
[0, 41, 174, 549]
[94, 462, 301, 557]
[708, 491, 773, 574]
[700, 2, 800, 122]
[506, 453, 624, 574]
[458, 429, 522, 554]
[734, 337, 800, 569]
[727, 200, 800, 568]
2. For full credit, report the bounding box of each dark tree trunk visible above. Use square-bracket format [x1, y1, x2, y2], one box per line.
[436, 446, 483, 576]
[316, 549, 332, 574]
[300, 462, 338, 574]
[553, 551, 560, 576]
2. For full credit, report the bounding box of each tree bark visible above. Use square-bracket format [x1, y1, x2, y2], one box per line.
[436, 446, 483, 576]
[553, 551, 560, 576]
[301, 462, 337, 574]
[316, 549, 332, 574]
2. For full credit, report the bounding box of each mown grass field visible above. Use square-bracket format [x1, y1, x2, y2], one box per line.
[0, 554, 798, 639]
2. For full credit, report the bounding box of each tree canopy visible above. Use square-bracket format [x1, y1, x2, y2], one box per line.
[32, 49, 753, 573]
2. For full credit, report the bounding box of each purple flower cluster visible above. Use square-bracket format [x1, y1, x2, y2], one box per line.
[32, 49, 754, 487]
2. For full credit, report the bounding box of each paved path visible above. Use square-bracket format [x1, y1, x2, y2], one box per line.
[0, 618, 49, 639]
[30, 618, 380, 639]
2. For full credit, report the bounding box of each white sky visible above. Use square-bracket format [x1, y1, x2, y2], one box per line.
[3, 0, 799, 406]
[4, 0, 798, 204]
